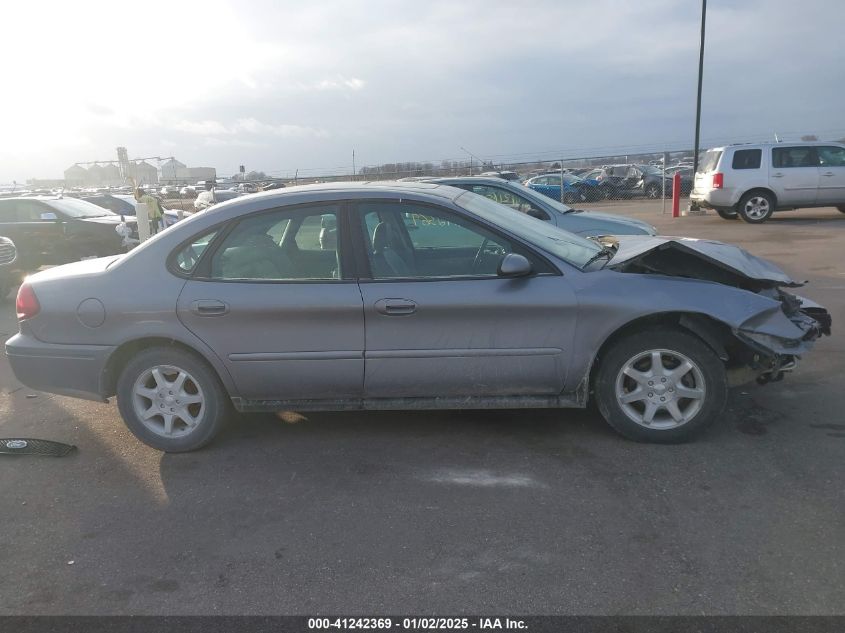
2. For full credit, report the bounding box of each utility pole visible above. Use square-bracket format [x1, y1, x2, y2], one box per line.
[689, 0, 707, 217]
[352, 149, 356, 181]
[692, 0, 707, 176]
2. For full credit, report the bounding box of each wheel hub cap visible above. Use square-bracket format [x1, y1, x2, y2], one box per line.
[131, 365, 205, 438]
[615, 349, 706, 430]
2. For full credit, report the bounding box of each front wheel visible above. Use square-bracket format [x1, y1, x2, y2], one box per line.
[594, 329, 727, 443]
[117, 347, 230, 452]
[716, 209, 739, 220]
[737, 191, 775, 223]
[644, 183, 661, 199]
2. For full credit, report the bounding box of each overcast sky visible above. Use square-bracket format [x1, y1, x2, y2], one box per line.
[2, 0, 844, 182]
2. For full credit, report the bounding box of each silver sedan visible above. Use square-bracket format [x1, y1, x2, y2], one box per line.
[6, 182, 831, 451]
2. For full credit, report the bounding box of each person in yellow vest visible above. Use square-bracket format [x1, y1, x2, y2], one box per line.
[134, 187, 165, 235]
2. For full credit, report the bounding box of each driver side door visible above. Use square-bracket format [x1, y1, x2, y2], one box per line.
[353, 200, 578, 399]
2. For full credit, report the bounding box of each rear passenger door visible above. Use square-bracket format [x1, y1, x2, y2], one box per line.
[176, 203, 365, 403]
[770, 146, 820, 206]
[816, 145, 845, 205]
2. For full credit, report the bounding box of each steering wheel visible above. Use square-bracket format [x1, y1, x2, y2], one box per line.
[471, 238, 506, 273]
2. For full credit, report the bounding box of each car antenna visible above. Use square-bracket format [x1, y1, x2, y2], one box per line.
[774, 132, 781, 143]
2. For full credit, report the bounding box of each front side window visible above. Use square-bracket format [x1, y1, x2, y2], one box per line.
[732, 149, 762, 170]
[817, 146, 845, 167]
[772, 146, 819, 169]
[208, 205, 342, 280]
[358, 202, 519, 279]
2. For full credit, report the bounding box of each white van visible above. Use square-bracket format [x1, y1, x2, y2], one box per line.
[691, 141, 845, 223]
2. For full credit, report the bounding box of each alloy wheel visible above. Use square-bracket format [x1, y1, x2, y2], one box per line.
[614, 349, 706, 429]
[743, 196, 770, 220]
[132, 365, 205, 438]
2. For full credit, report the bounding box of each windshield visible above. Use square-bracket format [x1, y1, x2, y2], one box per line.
[48, 198, 115, 218]
[455, 190, 600, 268]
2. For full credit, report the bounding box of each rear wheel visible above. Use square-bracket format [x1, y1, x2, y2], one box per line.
[737, 191, 775, 223]
[116, 347, 230, 452]
[716, 209, 739, 220]
[594, 329, 727, 443]
[644, 183, 661, 199]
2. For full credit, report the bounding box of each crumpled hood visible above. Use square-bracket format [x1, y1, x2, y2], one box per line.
[606, 235, 801, 289]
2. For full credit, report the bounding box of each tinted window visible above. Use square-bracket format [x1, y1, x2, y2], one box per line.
[0, 200, 16, 222]
[772, 146, 819, 168]
[209, 205, 341, 280]
[731, 149, 762, 170]
[818, 146, 845, 167]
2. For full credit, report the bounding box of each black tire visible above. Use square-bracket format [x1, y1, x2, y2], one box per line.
[837, 205, 845, 214]
[737, 190, 775, 224]
[563, 191, 577, 204]
[116, 346, 230, 452]
[716, 209, 739, 220]
[594, 328, 727, 443]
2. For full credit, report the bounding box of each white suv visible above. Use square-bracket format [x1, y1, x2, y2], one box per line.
[691, 141, 845, 223]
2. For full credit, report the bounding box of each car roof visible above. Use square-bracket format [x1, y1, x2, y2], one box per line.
[709, 141, 845, 151]
[227, 181, 464, 203]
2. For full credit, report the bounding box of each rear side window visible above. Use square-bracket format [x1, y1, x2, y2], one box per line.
[772, 147, 819, 168]
[818, 146, 845, 167]
[698, 150, 722, 173]
[174, 230, 218, 273]
[731, 149, 761, 170]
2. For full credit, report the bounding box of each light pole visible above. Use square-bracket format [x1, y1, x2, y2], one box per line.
[692, 0, 707, 177]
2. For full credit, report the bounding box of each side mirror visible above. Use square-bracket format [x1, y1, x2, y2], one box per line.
[40, 212, 58, 221]
[497, 253, 533, 278]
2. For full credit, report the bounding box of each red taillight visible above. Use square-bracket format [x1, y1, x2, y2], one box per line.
[712, 172, 724, 189]
[16, 283, 40, 321]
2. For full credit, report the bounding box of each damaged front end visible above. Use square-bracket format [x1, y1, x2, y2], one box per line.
[732, 290, 832, 385]
[603, 236, 833, 386]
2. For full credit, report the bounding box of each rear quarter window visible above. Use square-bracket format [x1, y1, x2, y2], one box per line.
[731, 149, 762, 170]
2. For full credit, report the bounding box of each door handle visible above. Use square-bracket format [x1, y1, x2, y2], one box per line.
[772, 173, 784, 178]
[374, 298, 417, 316]
[190, 299, 229, 316]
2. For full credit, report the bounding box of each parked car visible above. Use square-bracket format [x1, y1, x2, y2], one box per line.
[691, 141, 845, 223]
[180, 186, 198, 199]
[6, 182, 830, 451]
[0, 197, 138, 268]
[428, 177, 656, 236]
[479, 171, 521, 181]
[84, 194, 183, 227]
[0, 236, 23, 298]
[524, 173, 599, 204]
[663, 166, 694, 196]
[194, 188, 241, 211]
[160, 185, 180, 197]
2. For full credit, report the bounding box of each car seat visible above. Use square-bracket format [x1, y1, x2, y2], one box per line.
[371, 222, 413, 277]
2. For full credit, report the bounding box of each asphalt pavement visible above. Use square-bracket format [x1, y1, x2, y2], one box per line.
[0, 201, 843, 615]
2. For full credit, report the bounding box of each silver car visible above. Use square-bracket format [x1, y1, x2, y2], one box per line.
[6, 183, 831, 451]
[691, 141, 845, 223]
[428, 177, 657, 236]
